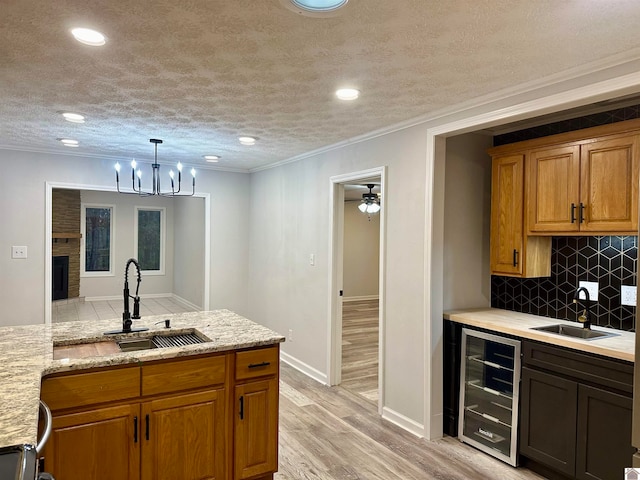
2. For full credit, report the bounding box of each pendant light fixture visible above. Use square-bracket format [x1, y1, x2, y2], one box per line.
[358, 184, 381, 215]
[115, 139, 196, 196]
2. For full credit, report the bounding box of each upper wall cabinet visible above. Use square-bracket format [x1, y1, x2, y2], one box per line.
[527, 134, 639, 234]
[490, 154, 551, 278]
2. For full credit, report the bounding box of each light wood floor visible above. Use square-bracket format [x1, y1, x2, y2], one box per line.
[341, 299, 379, 404]
[276, 362, 543, 480]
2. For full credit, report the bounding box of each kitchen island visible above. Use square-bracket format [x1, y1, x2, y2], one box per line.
[0, 310, 284, 479]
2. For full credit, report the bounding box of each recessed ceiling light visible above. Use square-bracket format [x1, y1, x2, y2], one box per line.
[291, 0, 348, 12]
[70, 28, 107, 46]
[62, 112, 85, 123]
[59, 138, 79, 147]
[238, 136, 257, 146]
[336, 88, 360, 101]
[203, 155, 220, 162]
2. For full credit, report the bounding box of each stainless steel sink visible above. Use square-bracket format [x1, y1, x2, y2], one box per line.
[531, 324, 617, 340]
[118, 338, 156, 352]
[117, 330, 207, 352]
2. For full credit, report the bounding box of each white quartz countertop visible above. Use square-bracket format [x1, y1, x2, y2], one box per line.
[0, 310, 284, 450]
[444, 308, 634, 363]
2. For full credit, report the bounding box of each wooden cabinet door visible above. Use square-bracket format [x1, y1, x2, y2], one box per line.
[234, 378, 279, 480]
[141, 389, 227, 480]
[575, 384, 634, 480]
[520, 367, 578, 477]
[580, 135, 639, 232]
[43, 403, 140, 480]
[527, 144, 581, 233]
[490, 154, 524, 276]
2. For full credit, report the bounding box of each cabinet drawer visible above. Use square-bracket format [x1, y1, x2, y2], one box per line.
[523, 341, 633, 393]
[235, 346, 279, 381]
[41, 367, 140, 411]
[142, 354, 226, 396]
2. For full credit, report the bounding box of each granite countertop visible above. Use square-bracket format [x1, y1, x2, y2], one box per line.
[0, 310, 284, 451]
[444, 308, 635, 363]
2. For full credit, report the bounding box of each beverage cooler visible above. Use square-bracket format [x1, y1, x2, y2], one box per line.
[458, 328, 521, 466]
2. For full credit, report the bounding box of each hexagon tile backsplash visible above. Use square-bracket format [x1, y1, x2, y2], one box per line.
[491, 236, 637, 332]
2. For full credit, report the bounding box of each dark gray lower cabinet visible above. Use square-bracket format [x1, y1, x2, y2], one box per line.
[576, 384, 633, 480]
[520, 366, 577, 476]
[520, 341, 634, 480]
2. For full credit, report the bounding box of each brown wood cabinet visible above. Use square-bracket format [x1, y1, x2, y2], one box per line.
[234, 347, 280, 480]
[41, 346, 280, 480]
[490, 154, 551, 277]
[527, 134, 639, 234]
[489, 119, 640, 277]
[45, 403, 140, 480]
[142, 389, 227, 480]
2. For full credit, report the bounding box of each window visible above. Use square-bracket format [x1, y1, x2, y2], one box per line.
[82, 205, 114, 275]
[135, 207, 165, 274]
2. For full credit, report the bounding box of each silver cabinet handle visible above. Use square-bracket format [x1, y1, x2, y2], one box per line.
[36, 400, 52, 455]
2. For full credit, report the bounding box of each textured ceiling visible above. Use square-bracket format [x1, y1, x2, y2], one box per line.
[2, 0, 640, 171]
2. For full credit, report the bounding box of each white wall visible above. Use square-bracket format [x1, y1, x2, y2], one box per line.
[173, 196, 205, 308]
[0, 149, 250, 326]
[343, 202, 380, 299]
[79, 190, 175, 299]
[443, 133, 493, 310]
[248, 124, 428, 425]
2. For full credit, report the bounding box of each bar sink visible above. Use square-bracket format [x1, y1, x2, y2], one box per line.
[118, 330, 207, 352]
[531, 324, 617, 340]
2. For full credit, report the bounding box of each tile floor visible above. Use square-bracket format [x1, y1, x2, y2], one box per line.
[51, 296, 197, 323]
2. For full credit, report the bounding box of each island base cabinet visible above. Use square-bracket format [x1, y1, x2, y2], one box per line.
[44, 403, 140, 480]
[142, 389, 227, 480]
[234, 378, 278, 480]
[575, 384, 634, 480]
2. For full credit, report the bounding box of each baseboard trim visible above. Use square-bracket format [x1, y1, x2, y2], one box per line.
[85, 293, 176, 302]
[171, 294, 202, 311]
[382, 406, 425, 438]
[280, 351, 329, 385]
[343, 295, 379, 303]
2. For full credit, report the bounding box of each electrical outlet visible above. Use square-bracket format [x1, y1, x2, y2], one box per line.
[621, 285, 637, 306]
[288, 329, 293, 342]
[11, 246, 27, 259]
[578, 281, 599, 301]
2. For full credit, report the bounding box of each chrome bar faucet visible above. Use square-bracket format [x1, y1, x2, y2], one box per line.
[573, 287, 592, 330]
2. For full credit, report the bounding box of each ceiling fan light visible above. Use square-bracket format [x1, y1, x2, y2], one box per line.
[368, 203, 381, 214]
[358, 202, 368, 213]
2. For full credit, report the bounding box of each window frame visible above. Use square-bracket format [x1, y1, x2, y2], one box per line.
[81, 203, 115, 277]
[134, 206, 166, 276]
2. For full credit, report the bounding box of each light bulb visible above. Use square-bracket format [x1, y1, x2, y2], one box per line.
[358, 202, 368, 213]
[190, 168, 196, 177]
[136, 169, 142, 178]
[131, 159, 137, 169]
[177, 162, 183, 172]
[115, 162, 121, 172]
[169, 170, 174, 179]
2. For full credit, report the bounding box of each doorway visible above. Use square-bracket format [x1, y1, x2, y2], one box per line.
[45, 182, 212, 324]
[328, 167, 386, 414]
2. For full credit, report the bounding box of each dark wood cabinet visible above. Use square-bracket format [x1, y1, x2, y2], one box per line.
[443, 320, 461, 437]
[520, 366, 577, 476]
[576, 384, 634, 480]
[520, 341, 634, 480]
